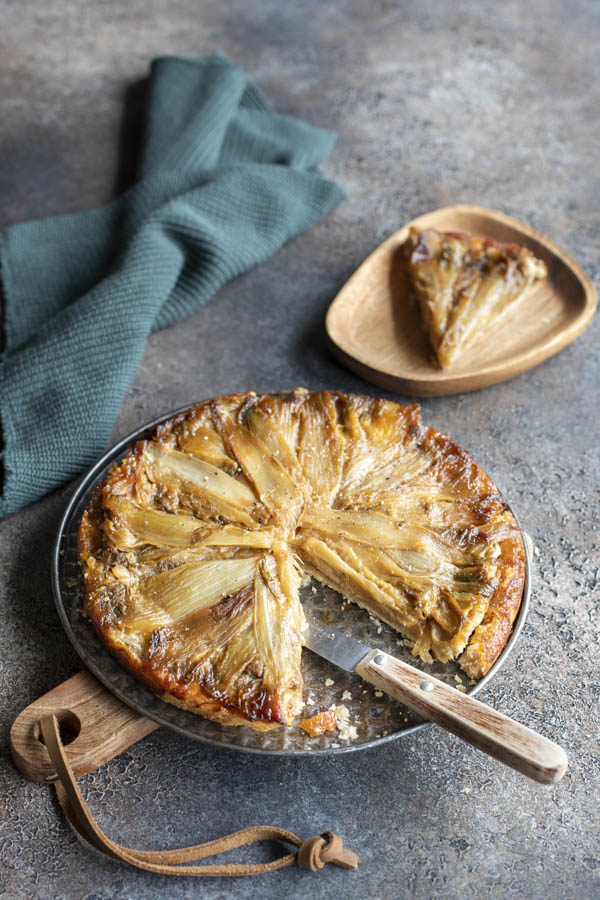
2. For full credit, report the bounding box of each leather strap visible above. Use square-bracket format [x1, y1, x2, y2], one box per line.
[40, 715, 358, 877]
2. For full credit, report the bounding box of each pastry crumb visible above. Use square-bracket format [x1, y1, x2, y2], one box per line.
[456, 684, 467, 692]
[325, 677, 334, 686]
[341, 690, 352, 701]
[331, 704, 359, 741]
[374, 690, 383, 697]
[299, 709, 337, 738]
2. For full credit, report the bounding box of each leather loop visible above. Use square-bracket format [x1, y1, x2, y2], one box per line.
[39, 714, 358, 878]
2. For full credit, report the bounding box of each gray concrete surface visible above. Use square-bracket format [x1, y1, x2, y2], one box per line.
[1, 1, 599, 897]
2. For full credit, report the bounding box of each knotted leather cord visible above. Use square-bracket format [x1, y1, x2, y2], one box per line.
[40, 715, 358, 877]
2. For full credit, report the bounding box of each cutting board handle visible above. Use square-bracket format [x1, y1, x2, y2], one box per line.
[10, 670, 159, 782]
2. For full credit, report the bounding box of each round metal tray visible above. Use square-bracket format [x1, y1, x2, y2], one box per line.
[52, 405, 531, 757]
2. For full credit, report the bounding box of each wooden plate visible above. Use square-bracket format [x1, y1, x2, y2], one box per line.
[326, 204, 597, 395]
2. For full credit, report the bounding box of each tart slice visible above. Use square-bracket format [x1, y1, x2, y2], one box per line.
[405, 226, 548, 367]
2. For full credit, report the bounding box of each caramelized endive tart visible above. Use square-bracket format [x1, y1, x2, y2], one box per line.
[79, 389, 525, 730]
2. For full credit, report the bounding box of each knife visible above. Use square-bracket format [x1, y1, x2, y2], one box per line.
[303, 614, 567, 784]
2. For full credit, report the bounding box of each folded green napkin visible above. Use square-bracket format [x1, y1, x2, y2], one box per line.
[0, 54, 345, 517]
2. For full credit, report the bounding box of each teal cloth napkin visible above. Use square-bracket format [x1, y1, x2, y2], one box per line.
[0, 54, 345, 517]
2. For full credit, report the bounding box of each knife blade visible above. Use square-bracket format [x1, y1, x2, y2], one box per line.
[303, 614, 371, 673]
[302, 611, 568, 784]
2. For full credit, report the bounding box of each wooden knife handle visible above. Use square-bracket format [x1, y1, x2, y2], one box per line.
[355, 650, 567, 784]
[11, 670, 159, 782]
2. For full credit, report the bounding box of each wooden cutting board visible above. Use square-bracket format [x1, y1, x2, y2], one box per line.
[10, 670, 158, 782]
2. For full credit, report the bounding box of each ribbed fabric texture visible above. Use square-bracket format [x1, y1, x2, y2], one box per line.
[0, 54, 345, 517]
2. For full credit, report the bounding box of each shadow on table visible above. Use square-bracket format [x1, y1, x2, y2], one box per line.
[113, 77, 150, 197]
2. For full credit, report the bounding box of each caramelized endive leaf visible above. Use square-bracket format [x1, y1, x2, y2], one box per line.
[253, 558, 303, 705]
[160, 554, 304, 724]
[130, 556, 260, 627]
[142, 442, 259, 526]
[296, 391, 346, 504]
[177, 587, 254, 665]
[300, 506, 493, 567]
[219, 420, 302, 531]
[103, 496, 201, 548]
[243, 401, 307, 490]
[338, 399, 429, 506]
[179, 427, 234, 470]
[299, 536, 423, 632]
[197, 525, 275, 549]
[299, 506, 405, 547]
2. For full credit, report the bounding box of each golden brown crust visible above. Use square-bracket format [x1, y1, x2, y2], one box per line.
[79, 389, 525, 729]
[458, 533, 526, 678]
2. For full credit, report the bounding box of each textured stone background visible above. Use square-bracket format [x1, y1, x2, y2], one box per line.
[1, 1, 599, 897]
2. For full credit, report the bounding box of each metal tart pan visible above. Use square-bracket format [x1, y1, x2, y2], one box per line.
[52, 405, 531, 757]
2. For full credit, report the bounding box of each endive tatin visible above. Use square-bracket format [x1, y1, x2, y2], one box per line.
[79, 389, 525, 729]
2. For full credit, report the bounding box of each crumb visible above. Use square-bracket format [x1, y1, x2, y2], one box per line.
[461, 786, 471, 794]
[331, 704, 358, 741]
[454, 674, 463, 683]
[377, 627, 382, 634]
[330, 743, 340, 748]
[299, 709, 338, 738]
[305, 693, 316, 707]
[65, 579, 77, 588]
[382, 730, 388, 736]
[325, 678, 334, 687]
[456, 685, 467, 693]
[469, 678, 476, 686]
[311, 585, 317, 593]
[341, 690, 352, 701]
[374, 690, 383, 697]
[333, 704, 350, 722]
[534, 545, 540, 557]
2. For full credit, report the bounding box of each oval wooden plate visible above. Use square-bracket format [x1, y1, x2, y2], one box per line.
[326, 204, 597, 396]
